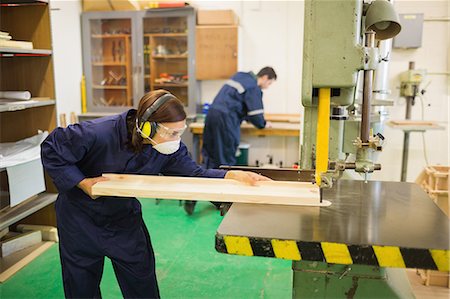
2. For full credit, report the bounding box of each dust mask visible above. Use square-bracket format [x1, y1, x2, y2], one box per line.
[152, 139, 181, 155]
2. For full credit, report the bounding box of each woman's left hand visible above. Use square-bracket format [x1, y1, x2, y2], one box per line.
[225, 170, 272, 186]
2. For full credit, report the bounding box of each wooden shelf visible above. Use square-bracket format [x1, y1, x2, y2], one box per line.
[387, 120, 445, 132]
[0, 192, 57, 231]
[79, 112, 117, 118]
[0, 241, 54, 283]
[144, 33, 187, 37]
[0, 48, 52, 56]
[153, 83, 188, 87]
[92, 85, 127, 90]
[152, 55, 187, 59]
[0, 0, 48, 6]
[91, 34, 130, 39]
[92, 62, 126, 66]
[0, 98, 55, 112]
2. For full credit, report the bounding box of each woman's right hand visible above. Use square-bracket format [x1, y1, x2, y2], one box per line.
[77, 176, 109, 199]
[225, 170, 272, 186]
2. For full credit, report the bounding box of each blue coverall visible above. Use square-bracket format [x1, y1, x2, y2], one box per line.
[202, 72, 266, 169]
[41, 110, 226, 299]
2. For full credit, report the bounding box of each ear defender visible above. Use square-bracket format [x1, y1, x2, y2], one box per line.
[137, 93, 176, 140]
[140, 121, 158, 139]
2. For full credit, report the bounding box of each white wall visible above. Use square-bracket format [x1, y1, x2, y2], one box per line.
[372, 0, 449, 182]
[50, 1, 84, 124]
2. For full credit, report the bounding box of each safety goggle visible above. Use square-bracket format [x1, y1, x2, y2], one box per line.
[157, 123, 187, 139]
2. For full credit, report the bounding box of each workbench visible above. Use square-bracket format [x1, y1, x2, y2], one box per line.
[215, 169, 450, 298]
[189, 120, 301, 163]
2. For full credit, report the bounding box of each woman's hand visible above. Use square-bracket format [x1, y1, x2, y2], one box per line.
[225, 170, 272, 186]
[77, 176, 109, 199]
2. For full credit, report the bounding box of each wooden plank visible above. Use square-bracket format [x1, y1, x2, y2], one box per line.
[189, 121, 300, 137]
[417, 269, 450, 288]
[0, 193, 57, 231]
[387, 120, 444, 131]
[16, 224, 58, 242]
[0, 228, 8, 239]
[0, 241, 53, 283]
[265, 113, 301, 123]
[93, 174, 329, 207]
[0, 230, 42, 257]
[390, 120, 436, 126]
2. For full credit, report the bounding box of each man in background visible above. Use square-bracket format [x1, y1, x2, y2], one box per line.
[184, 67, 277, 215]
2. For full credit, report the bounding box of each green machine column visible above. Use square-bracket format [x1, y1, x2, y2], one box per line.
[296, 0, 413, 297]
[300, 0, 364, 169]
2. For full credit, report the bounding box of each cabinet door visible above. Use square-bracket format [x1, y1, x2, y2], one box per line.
[83, 15, 134, 111]
[142, 15, 189, 107]
[196, 26, 238, 80]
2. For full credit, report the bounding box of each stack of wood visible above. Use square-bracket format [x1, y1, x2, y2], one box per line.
[415, 165, 449, 217]
[0, 31, 33, 50]
[415, 165, 449, 288]
[0, 225, 58, 282]
[417, 269, 450, 289]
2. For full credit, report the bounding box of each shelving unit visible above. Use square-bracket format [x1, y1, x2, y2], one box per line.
[0, 98, 55, 112]
[0, 0, 48, 7]
[0, 193, 57, 231]
[153, 83, 188, 87]
[0, 0, 58, 282]
[81, 7, 198, 153]
[92, 85, 127, 90]
[144, 16, 189, 105]
[81, 7, 197, 112]
[0, 48, 52, 56]
[87, 18, 133, 108]
[0, 0, 57, 220]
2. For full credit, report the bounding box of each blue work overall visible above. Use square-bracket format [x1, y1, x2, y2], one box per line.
[41, 111, 226, 299]
[202, 72, 267, 169]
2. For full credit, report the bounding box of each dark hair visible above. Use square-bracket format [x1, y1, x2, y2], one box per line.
[256, 67, 277, 80]
[128, 90, 186, 152]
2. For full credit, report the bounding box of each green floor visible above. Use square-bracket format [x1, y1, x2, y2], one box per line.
[0, 200, 292, 298]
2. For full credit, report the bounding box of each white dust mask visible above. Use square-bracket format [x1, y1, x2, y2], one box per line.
[152, 139, 181, 155]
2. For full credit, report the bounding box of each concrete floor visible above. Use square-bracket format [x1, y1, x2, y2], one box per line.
[0, 199, 448, 298]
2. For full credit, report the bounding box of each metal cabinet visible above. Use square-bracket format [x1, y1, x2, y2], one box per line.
[81, 7, 198, 115]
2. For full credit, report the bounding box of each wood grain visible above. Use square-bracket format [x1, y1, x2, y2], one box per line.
[0, 241, 54, 283]
[390, 120, 436, 126]
[196, 26, 238, 80]
[92, 174, 329, 207]
[265, 114, 301, 123]
[189, 121, 300, 137]
[0, 230, 42, 258]
[387, 120, 444, 131]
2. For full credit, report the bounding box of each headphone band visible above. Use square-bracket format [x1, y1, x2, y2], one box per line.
[139, 93, 176, 126]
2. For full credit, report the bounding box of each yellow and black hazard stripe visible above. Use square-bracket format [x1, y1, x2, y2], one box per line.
[215, 235, 450, 272]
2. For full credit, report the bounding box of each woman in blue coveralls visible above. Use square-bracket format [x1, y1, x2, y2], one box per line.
[184, 67, 277, 215]
[41, 90, 269, 299]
